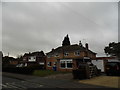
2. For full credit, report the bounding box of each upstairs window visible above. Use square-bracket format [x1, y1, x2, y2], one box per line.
[74, 51, 80, 56]
[55, 53, 59, 57]
[64, 53, 69, 56]
[28, 56, 36, 62]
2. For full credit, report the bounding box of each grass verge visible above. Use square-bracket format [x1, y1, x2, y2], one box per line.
[32, 70, 70, 77]
[79, 76, 120, 88]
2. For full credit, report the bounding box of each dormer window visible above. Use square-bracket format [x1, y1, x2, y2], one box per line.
[74, 51, 80, 56]
[64, 53, 69, 56]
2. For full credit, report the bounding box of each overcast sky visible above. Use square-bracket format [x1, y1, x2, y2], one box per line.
[2, 2, 118, 58]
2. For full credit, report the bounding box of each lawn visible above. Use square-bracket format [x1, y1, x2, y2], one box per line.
[32, 70, 70, 77]
[79, 76, 120, 88]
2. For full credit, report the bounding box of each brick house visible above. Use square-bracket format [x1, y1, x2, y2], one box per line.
[46, 42, 96, 71]
[18, 51, 46, 69]
[3, 56, 18, 67]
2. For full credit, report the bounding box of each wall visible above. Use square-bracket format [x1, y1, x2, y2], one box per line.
[46, 51, 96, 71]
[92, 60, 104, 72]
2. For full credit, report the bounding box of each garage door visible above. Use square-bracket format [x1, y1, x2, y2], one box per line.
[92, 60, 104, 72]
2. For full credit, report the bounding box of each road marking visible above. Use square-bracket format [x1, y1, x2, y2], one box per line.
[3, 81, 44, 89]
[1, 84, 8, 88]
[39, 85, 43, 87]
[6, 83, 20, 88]
[20, 80, 44, 88]
[21, 81, 25, 82]
[5, 83, 26, 89]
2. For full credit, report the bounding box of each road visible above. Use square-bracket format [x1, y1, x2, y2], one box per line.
[2, 72, 108, 89]
[2, 76, 49, 89]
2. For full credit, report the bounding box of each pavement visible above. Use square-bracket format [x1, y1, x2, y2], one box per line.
[2, 72, 110, 89]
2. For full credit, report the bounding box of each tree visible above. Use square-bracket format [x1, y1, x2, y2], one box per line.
[2, 56, 15, 67]
[62, 34, 71, 46]
[16, 55, 23, 63]
[104, 42, 120, 59]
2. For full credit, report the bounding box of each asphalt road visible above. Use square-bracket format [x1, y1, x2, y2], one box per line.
[2, 72, 108, 89]
[2, 76, 49, 89]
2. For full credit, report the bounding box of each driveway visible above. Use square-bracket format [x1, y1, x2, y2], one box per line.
[40, 72, 120, 88]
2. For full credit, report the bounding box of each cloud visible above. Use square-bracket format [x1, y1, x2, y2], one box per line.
[2, 2, 118, 57]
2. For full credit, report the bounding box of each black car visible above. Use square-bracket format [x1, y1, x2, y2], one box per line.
[105, 61, 120, 76]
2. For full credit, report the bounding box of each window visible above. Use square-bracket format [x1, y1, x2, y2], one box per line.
[74, 51, 80, 56]
[60, 59, 72, 68]
[28, 56, 36, 62]
[47, 62, 52, 67]
[64, 53, 69, 56]
[55, 54, 59, 57]
[67, 61, 72, 68]
[60, 61, 66, 68]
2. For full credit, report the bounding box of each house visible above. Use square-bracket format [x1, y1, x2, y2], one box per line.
[46, 35, 96, 71]
[92, 56, 117, 72]
[18, 51, 46, 69]
[2, 56, 18, 67]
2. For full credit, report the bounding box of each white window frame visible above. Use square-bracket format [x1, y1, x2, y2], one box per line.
[74, 51, 80, 56]
[64, 53, 69, 56]
[55, 53, 59, 57]
[28, 56, 36, 62]
[60, 59, 73, 69]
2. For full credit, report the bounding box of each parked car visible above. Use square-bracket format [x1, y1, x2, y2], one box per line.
[105, 61, 120, 76]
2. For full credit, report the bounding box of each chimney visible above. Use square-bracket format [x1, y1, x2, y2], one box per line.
[85, 43, 89, 50]
[79, 41, 83, 47]
[52, 48, 54, 51]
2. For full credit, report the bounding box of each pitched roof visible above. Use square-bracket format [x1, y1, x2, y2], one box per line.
[46, 44, 96, 55]
[23, 51, 45, 57]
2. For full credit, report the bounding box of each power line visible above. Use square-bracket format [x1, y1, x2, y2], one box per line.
[59, 3, 104, 28]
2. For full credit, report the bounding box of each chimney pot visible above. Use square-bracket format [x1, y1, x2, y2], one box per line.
[52, 48, 54, 51]
[85, 43, 89, 49]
